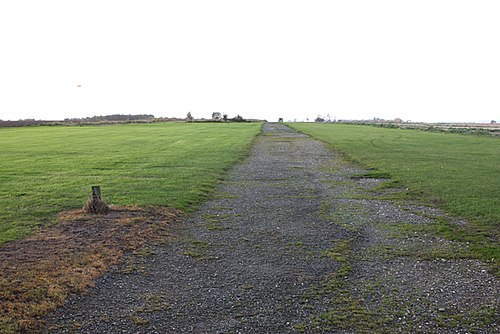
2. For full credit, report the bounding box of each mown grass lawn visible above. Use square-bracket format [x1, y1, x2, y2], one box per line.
[289, 123, 499, 269]
[0, 122, 262, 243]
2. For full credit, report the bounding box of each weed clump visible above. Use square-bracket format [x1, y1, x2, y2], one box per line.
[84, 197, 110, 214]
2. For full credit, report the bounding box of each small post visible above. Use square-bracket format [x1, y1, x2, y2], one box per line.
[92, 186, 102, 200]
[84, 185, 110, 214]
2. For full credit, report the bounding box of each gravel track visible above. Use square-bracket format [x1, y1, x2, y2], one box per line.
[47, 123, 499, 333]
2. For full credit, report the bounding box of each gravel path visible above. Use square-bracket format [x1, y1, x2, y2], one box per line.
[47, 123, 499, 333]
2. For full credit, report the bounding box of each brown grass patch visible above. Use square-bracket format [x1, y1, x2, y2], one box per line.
[0, 206, 180, 333]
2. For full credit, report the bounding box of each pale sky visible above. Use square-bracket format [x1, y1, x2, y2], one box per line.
[0, 1, 499, 123]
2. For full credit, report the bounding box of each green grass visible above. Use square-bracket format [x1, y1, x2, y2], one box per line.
[288, 123, 499, 268]
[0, 122, 262, 244]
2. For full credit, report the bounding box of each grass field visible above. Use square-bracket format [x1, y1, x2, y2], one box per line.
[0, 122, 262, 244]
[289, 123, 499, 266]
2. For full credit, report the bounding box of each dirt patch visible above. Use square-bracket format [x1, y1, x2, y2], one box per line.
[0, 206, 180, 333]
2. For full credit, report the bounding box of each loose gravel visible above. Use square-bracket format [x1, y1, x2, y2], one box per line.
[46, 123, 499, 333]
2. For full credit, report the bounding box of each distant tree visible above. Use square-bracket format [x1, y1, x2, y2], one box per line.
[232, 115, 245, 122]
[223, 114, 228, 121]
[491, 120, 497, 124]
[186, 112, 193, 122]
[315, 116, 325, 122]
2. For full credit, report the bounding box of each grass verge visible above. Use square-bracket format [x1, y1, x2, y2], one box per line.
[288, 122, 499, 273]
[0, 122, 262, 243]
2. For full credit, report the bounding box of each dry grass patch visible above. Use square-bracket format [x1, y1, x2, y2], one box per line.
[0, 206, 180, 333]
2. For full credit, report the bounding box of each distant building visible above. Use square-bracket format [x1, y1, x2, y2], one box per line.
[394, 118, 403, 123]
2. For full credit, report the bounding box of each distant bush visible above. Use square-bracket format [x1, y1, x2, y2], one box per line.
[65, 114, 154, 122]
[231, 115, 246, 122]
[0, 115, 186, 128]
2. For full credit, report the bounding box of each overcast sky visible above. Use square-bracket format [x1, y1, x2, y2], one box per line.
[0, 1, 499, 122]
